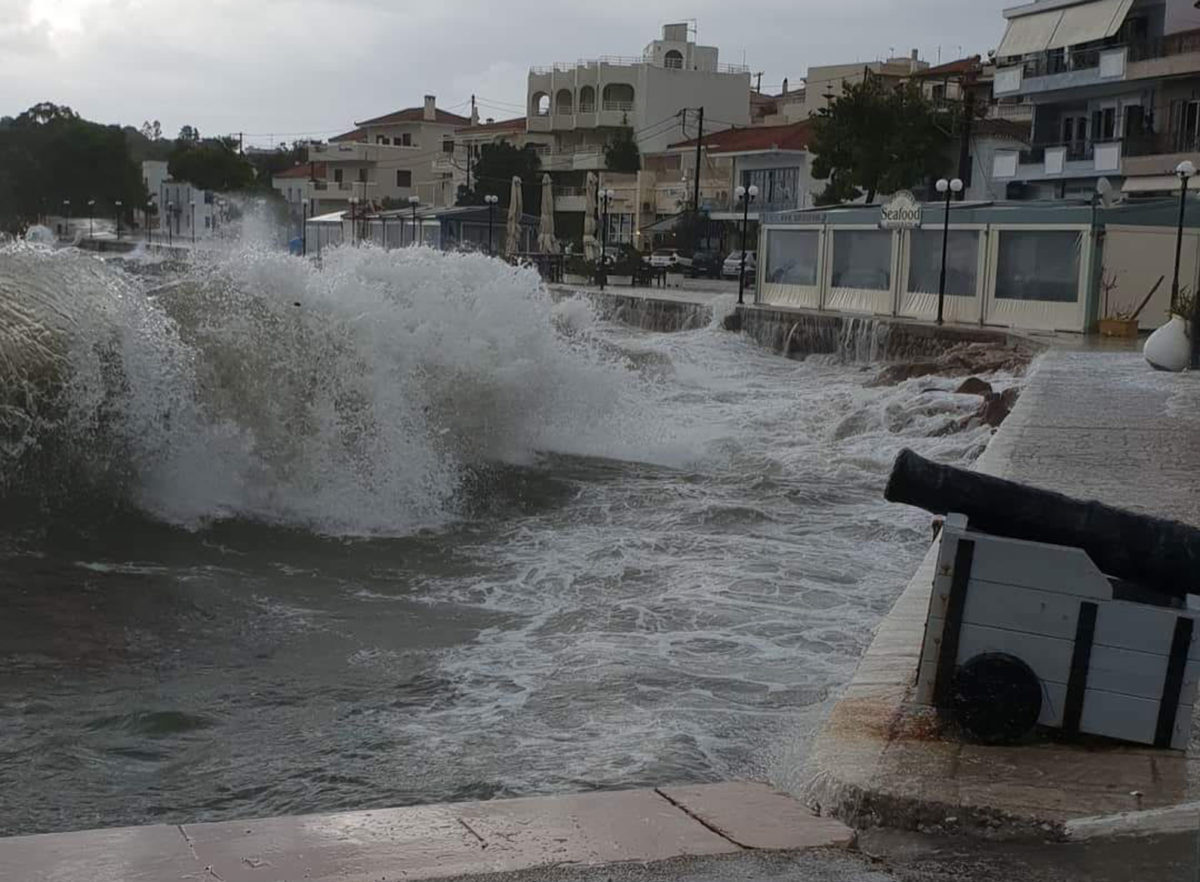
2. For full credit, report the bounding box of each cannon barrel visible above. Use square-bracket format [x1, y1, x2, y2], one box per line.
[885, 449, 1200, 598]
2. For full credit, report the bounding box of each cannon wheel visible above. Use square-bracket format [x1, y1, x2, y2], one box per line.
[950, 653, 1043, 744]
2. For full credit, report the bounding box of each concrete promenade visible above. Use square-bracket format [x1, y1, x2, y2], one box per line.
[804, 348, 1200, 839]
[0, 784, 854, 882]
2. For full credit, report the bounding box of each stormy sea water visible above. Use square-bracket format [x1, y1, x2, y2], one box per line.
[0, 241, 1004, 836]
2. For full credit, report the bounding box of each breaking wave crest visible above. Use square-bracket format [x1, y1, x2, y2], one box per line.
[0, 243, 646, 534]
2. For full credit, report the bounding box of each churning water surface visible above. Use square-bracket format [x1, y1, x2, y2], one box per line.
[0, 242, 1002, 835]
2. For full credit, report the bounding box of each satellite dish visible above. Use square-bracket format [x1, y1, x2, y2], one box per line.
[1096, 177, 1121, 208]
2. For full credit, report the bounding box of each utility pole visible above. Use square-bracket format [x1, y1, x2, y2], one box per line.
[956, 78, 976, 201]
[754, 72, 763, 93]
[237, 132, 244, 154]
[692, 106, 704, 254]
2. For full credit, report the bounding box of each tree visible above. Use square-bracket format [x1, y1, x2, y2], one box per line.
[178, 124, 200, 143]
[604, 127, 640, 172]
[455, 141, 541, 209]
[0, 103, 147, 233]
[810, 77, 951, 205]
[168, 137, 254, 192]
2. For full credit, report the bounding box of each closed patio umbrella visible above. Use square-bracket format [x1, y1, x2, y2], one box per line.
[583, 171, 599, 261]
[537, 173, 558, 253]
[505, 176, 522, 257]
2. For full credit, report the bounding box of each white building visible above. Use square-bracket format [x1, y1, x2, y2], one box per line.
[273, 96, 471, 214]
[142, 159, 217, 241]
[526, 23, 752, 170]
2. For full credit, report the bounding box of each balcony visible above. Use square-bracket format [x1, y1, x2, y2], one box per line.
[1122, 131, 1200, 176]
[994, 45, 1126, 97]
[1126, 28, 1200, 80]
[995, 138, 1123, 180]
[310, 141, 417, 162]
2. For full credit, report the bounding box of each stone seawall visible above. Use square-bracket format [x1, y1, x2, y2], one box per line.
[734, 306, 1042, 364]
[549, 286, 716, 333]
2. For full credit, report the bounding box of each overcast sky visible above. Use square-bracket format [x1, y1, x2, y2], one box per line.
[4, 0, 1015, 146]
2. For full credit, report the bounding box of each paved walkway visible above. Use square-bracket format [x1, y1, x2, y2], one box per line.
[0, 783, 853, 882]
[804, 349, 1200, 838]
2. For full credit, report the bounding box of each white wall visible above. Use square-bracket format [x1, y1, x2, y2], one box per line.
[636, 66, 750, 152]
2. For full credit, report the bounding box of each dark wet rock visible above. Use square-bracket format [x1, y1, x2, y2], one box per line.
[979, 387, 1021, 428]
[955, 377, 993, 396]
[868, 342, 1033, 387]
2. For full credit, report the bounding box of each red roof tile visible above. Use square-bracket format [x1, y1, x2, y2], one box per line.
[355, 106, 471, 127]
[911, 56, 982, 78]
[455, 116, 526, 134]
[668, 120, 812, 154]
[274, 162, 327, 180]
[330, 128, 366, 142]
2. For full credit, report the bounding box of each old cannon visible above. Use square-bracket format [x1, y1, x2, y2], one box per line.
[886, 449, 1200, 748]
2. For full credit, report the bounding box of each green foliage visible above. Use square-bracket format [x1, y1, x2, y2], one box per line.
[244, 144, 309, 194]
[168, 138, 254, 192]
[456, 142, 542, 208]
[603, 127, 641, 173]
[178, 124, 200, 143]
[810, 77, 951, 204]
[0, 102, 147, 233]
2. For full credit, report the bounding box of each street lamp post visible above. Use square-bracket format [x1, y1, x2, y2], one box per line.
[934, 177, 965, 326]
[485, 193, 499, 255]
[735, 184, 759, 305]
[349, 197, 359, 246]
[87, 199, 95, 239]
[115, 200, 123, 240]
[146, 202, 153, 245]
[1171, 161, 1198, 367]
[62, 199, 70, 240]
[600, 188, 614, 291]
[189, 200, 196, 245]
[166, 202, 173, 247]
[408, 195, 420, 247]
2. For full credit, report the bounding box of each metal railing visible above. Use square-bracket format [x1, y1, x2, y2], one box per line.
[601, 100, 635, 112]
[577, 103, 596, 113]
[1123, 130, 1200, 157]
[987, 102, 1034, 121]
[1128, 28, 1200, 62]
[1016, 45, 1106, 78]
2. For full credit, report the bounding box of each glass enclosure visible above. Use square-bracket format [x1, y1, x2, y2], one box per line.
[766, 229, 820, 286]
[995, 230, 1081, 301]
[832, 230, 891, 290]
[908, 230, 979, 297]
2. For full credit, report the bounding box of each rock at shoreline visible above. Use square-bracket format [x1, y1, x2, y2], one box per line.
[868, 342, 1032, 387]
[954, 377, 993, 396]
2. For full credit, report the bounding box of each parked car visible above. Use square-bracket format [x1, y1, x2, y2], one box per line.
[722, 251, 757, 279]
[689, 250, 724, 278]
[650, 248, 693, 271]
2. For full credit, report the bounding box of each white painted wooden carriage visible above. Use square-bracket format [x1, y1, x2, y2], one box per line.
[916, 513, 1200, 749]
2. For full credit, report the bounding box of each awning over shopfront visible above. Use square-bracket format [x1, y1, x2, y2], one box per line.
[1122, 175, 1200, 193]
[996, 0, 1133, 57]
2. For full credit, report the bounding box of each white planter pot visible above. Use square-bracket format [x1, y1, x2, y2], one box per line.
[1144, 315, 1192, 372]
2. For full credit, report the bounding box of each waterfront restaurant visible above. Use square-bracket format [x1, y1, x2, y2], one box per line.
[755, 196, 1200, 333]
[304, 206, 539, 254]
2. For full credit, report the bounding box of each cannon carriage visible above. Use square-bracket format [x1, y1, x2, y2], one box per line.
[887, 450, 1200, 748]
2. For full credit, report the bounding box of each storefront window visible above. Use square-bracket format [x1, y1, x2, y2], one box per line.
[832, 230, 891, 291]
[908, 230, 979, 296]
[995, 230, 1080, 301]
[766, 230, 819, 286]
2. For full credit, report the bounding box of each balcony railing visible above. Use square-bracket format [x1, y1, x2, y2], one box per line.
[1016, 45, 1105, 78]
[602, 101, 635, 112]
[1128, 28, 1200, 62]
[1018, 141, 1094, 164]
[1123, 131, 1200, 157]
[578, 103, 596, 113]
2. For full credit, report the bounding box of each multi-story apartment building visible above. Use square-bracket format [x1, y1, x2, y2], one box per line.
[526, 22, 751, 169]
[989, 0, 1200, 198]
[757, 52, 931, 124]
[273, 96, 471, 214]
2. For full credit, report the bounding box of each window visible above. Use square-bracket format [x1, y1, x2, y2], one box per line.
[401, 132, 412, 146]
[334, 168, 344, 184]
[832, 230, 891, 291]
[766, 230, 819, 286]
[376, 136, 390, 145]
[396, 169, 412, 187]
[995, 230, 1080, 302]
[664, 49, 684, 69]
[740, 167, 800, 209]
[357, 167, 368, 183]
[1091, 106, 1116, 141]
[908, 230, 978, 297]
[442, 140, 454, 154]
